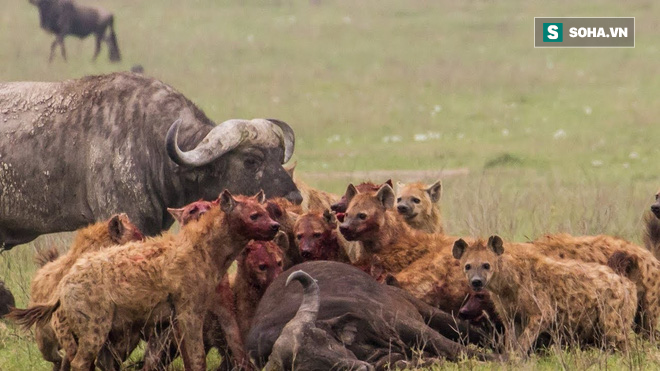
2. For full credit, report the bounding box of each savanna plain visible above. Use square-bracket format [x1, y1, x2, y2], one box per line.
[2, 0, 660, 369]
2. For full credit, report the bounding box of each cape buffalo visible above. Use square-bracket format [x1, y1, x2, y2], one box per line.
[247, 261, 500, 369]
[0, 72, 301, 250]
[30, 0, 121, 63]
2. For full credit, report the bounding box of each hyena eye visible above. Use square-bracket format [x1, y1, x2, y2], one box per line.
[313, 233, 322, 238]
[357, 213, 367, 220]
[412, 198, 421, 204]
[465, 264, 471, 271]
[250, 213, 260, 221]
[396, 197, 402, 203]
[277, 260, 283, 267]
[296, 234, 303, 240]
[483, 263, 490, 270]
[258, 264, 267, 271]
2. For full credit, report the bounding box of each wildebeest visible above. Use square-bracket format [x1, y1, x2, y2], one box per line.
[247, 261, 499, 369]
[29, 0, 121, 62]
[0, 72, 301, 250]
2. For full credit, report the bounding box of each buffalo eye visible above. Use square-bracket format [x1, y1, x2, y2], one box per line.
[465, 264, 471, 271]
[258, 264, 267, 271]
[313, 232, 321, 238]
[483, 263, 490, 270]
[244, 157, 261, 169]
[412, 197, 421, 204]
[357, 213, 367, 220]
[396, 197, 402, 203]
[296, 234, 303, 240]
[250, 213, 260, 221]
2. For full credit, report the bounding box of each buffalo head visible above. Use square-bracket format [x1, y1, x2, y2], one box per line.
[166, 118, 302, 205]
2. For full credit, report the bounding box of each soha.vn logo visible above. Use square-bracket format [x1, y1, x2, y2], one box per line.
[543, 23, 563, 42]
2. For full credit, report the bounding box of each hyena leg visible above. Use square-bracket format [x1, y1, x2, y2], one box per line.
[70, 318, 113, 371]
[601, 304, 633, 351]
[641, 292, 660, 340]
[174, 312, 207, 371]
[52, 311, 77, 369]
[35, 325, 62, 371]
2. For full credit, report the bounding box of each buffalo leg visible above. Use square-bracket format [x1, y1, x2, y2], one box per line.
[396, 319, 500, 362]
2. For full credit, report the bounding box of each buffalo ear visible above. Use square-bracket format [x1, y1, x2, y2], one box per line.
[255, 190, 266, 204]
[219, 190, 236, 213]
[108, 214, 125, 243]
[452, 239, 468, 260]
[376, 184, 395, 210]
[488, 235, 504, 256]
[167, 207, 185, 225]
[284, 161, 297, 178]
[345, 184, 358, 206]
[322, 209, 337, 227]
[426, 180, 442, 203]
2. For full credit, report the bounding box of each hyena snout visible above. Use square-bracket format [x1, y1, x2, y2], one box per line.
[397, 204, 411, 215]
[652, 203, 660, 218]
[470, 278, 485, 290]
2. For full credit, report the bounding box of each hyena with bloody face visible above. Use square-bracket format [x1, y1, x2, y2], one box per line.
[294, 209, 351, 263]
[452, 236, 636, 355]
[234, 236, 286, 338]
[264, 197, 302, 268]
[10, 191, 279, 371]
[395, 180, 443, 234]
[339, 183, 455, 273]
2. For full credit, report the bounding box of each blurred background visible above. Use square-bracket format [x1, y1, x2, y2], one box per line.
[1, 1, 659, 367]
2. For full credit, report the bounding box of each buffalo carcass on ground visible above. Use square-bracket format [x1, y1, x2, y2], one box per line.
[0, 72, 301, 250]
[247, 261, 500, 370]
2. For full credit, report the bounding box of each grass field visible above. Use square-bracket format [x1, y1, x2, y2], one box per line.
[2, 0, 660, 369]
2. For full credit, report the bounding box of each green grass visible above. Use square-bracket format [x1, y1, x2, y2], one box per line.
[2, 0, 660, 369]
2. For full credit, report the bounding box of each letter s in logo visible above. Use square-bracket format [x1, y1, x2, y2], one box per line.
[547, 25, 559, 40]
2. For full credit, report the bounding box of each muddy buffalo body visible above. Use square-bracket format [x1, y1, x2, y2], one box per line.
[0, 72, 301, 250]
[248, 261, 498, 369]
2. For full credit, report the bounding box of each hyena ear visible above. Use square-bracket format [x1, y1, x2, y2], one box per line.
[452, 239, 468, 260]
[376, 184, 395, 209]
[426, 180, 442, 203]
[274, 231, 289, 250]
[219, 190, 236, 213]
[487, 235, 504, 255]
[254, 190, 266, 204]
[323, 209, 337, 227]
[345, 184, 358, 205]
[108, 214, 125, 243]
[384, 179, 393, 188]
[284, 161, 297, 178]
[395, 181, 404, 193]
[167, 207, 185, 225]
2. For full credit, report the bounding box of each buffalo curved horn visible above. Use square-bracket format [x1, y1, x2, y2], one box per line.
[166, 118, 295, 167]
[266, 118, 295, 164]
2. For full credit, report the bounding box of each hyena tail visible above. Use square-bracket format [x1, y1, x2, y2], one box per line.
[5, 299, 60, 331]
[34, 246, 60, 267]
